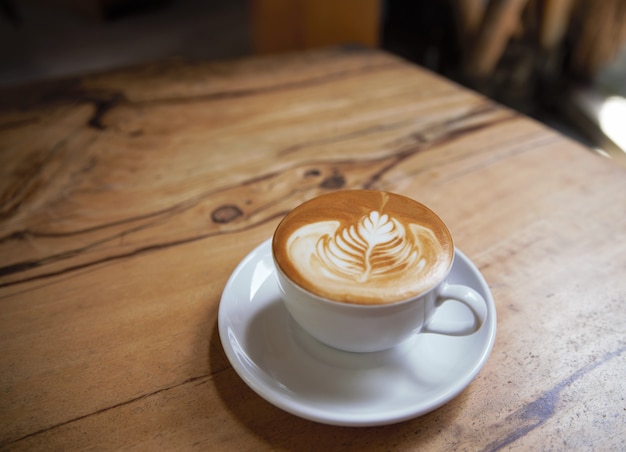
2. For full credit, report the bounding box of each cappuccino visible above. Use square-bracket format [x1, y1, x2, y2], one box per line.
[272, 190, 454, 305]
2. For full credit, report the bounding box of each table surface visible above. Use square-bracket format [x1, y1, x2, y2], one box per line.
[1, 47, 624, 450]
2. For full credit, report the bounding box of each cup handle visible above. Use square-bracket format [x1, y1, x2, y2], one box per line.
[421, 282, 488, 336]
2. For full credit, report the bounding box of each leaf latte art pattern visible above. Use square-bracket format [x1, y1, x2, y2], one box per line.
[276, 190, 453, 304]
[316, 211, 423, 282]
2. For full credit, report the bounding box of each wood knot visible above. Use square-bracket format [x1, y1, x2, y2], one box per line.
[211, 205, 243, 224]
[319, 172, 345, 189]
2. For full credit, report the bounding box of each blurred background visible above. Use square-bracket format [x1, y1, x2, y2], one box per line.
[1, 0, 625, 164]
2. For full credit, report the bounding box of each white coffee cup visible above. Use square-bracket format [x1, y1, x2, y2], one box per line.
[272, 190, 488, 353]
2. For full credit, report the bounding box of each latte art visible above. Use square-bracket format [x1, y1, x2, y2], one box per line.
[315, 211, 425, 283]
[273, 190, 454, 305]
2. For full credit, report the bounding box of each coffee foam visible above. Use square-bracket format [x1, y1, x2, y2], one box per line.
[273, 190, 454, 305]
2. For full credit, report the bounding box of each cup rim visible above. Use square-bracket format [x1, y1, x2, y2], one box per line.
[272, 189, 455, 306]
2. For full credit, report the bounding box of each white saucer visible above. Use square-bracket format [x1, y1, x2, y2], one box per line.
[218, 239, 497, 427]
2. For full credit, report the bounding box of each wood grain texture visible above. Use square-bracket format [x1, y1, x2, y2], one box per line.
[1, 46, 625, 450]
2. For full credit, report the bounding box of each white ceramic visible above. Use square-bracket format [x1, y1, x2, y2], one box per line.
[218, 239, 497, 427]
[275, 257, 488, 353]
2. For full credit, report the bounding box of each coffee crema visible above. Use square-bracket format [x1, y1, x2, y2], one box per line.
[272, 190, 454, 305]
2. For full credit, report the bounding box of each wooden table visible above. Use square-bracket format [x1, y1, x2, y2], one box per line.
[1, 47, 624, 450]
